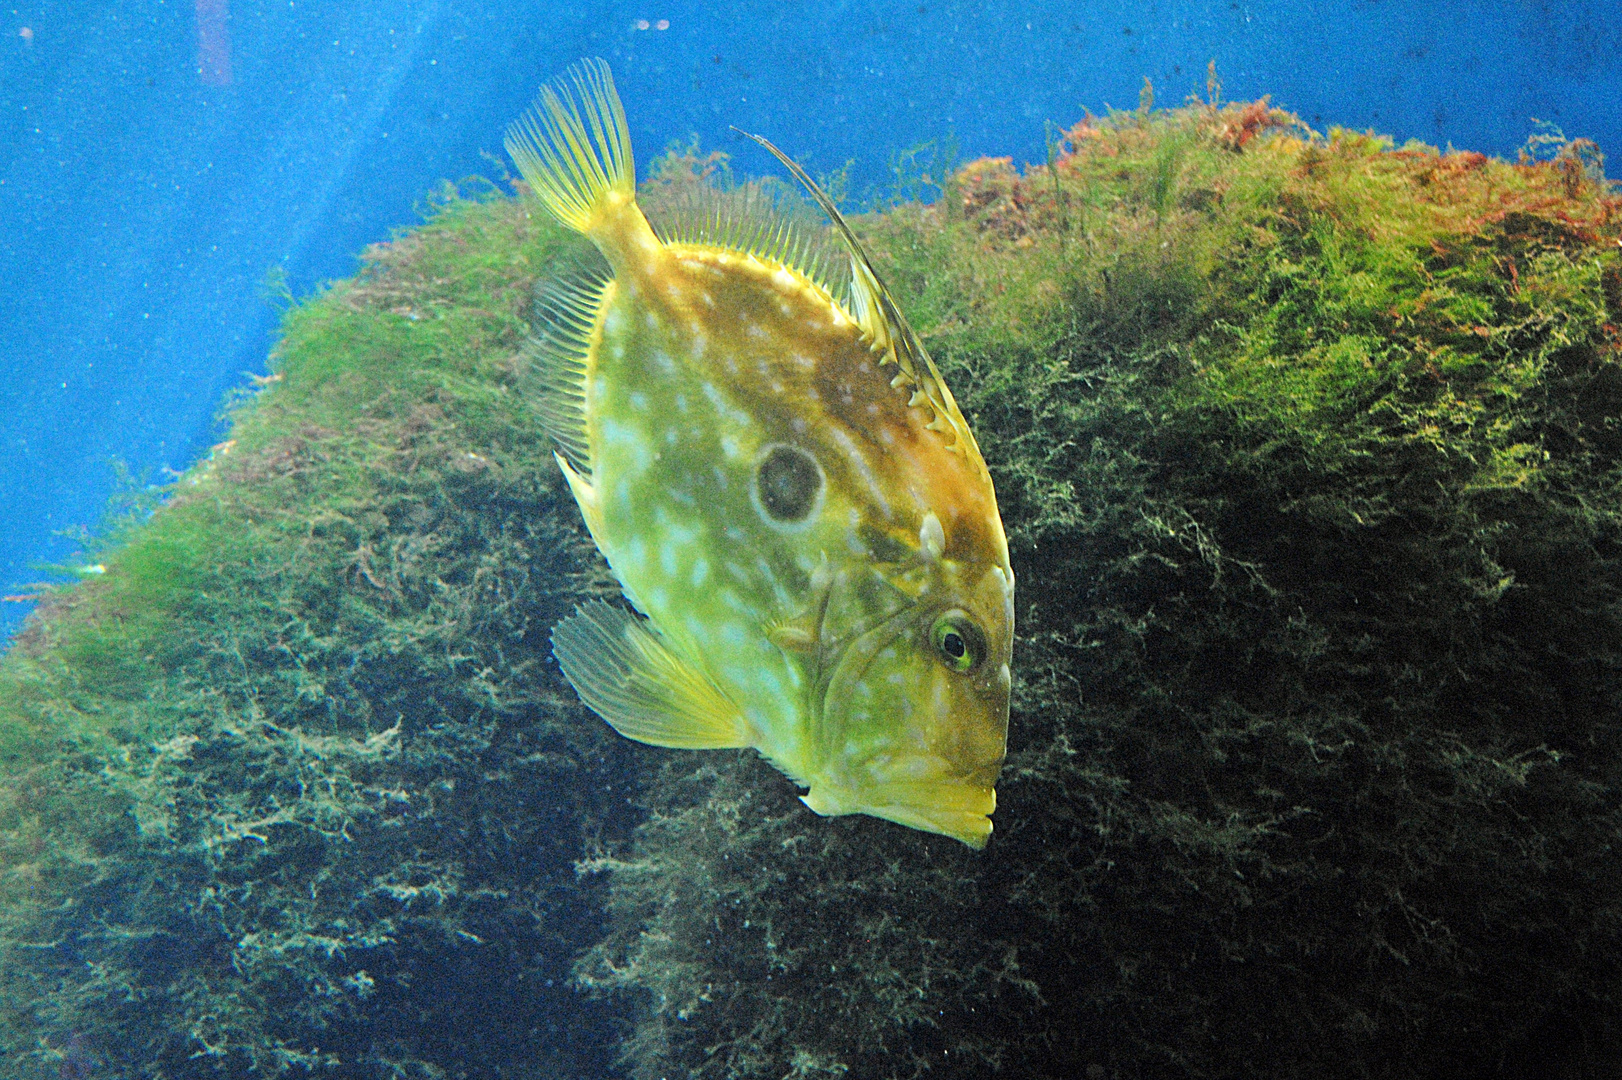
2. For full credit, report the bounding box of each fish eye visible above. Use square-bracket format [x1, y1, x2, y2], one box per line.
[930, 610, 985, 674]
[752, 444, 824, 525]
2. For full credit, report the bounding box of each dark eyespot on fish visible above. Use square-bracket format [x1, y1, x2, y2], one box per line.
[507, 58, 1015, 848]
[754, 444, 823, 523]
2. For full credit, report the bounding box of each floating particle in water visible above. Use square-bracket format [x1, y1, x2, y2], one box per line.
[18, 25, 32, 43]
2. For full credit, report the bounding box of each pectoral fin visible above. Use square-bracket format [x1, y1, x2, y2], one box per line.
[552, 600, 751, 750]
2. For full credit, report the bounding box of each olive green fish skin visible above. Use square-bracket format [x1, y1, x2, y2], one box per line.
[509, 60, 1012, 846]
[588, 246, 1010, 843]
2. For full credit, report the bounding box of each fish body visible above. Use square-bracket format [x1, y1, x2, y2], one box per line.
[507, 60, 1013, 847]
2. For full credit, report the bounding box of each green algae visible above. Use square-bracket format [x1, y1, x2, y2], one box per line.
[582, 106, 1622, 1079]
[0, 186, 634, 1078]
[5, 101, 1622, 1079]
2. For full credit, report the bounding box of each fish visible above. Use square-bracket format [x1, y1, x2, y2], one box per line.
[505, 59, 1014, 847]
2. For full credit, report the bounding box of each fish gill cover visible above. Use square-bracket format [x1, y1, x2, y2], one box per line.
[2, 91, 1622, 1079]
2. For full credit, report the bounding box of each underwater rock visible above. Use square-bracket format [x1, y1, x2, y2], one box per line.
[3, 99, 1622, 1079]
[0, 188, 635, 1078]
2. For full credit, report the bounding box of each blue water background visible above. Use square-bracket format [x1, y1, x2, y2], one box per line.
[2, 0, 1619, 637]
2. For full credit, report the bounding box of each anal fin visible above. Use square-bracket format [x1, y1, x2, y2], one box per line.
[553, 601, 751, 750]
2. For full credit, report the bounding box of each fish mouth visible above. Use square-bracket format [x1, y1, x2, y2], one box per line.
[801, 778, 996, 849]
[804, 600, 1001, 849]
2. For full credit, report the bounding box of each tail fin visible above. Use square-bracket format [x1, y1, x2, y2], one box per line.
[506, 58, 635, 235]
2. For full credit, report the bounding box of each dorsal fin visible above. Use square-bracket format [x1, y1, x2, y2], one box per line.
[505, 58, 635, 237]
[644, 180, 846, 304]
[521, 245, 613, 472]
[733, 129, 986, 465]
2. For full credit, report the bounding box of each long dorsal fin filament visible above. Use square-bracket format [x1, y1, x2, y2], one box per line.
[733, 129, 983, 463]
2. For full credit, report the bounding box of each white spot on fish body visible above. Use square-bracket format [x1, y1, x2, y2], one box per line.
[601, 418, 651, 472]
[605, 310, 625, 333]
[691, 557, 710, 586]
[919, 512, 945, 560]
[629, 391, 648, 410]
[674, 393, 688, 413]
[827, 426, 889, 514]
[754, 555, 778, 589]
[621, 535, 647, 572]
[755, 666, 784, 697]
[772, 268, 796, 289]
[792, 417, 807, 433]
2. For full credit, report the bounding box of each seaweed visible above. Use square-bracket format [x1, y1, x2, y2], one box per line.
[0, 186, 635, 1078]
[581, 104, 1622, 1079]
[5, 100, 1622, 1080]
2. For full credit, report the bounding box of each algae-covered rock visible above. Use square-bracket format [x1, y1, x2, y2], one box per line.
[4, 100, 1622, 1079]
[580, 107, 1622, 1079]
[0, 188, 633, 1078]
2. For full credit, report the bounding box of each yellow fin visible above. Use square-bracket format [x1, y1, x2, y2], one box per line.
[734, 129, 986, 465]
[526, 248, 613, 471]
[646, 182, 845, 303]
[554, 452, 606, 547]
[505, 58, 635, 236]
[552, 601, 751, 750]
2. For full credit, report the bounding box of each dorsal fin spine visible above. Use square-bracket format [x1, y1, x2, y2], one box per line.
[733, 128, 988, 461]
[645, 184, 843, 299]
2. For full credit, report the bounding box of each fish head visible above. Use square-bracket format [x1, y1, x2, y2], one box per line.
[802, 508, 1014, 849]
